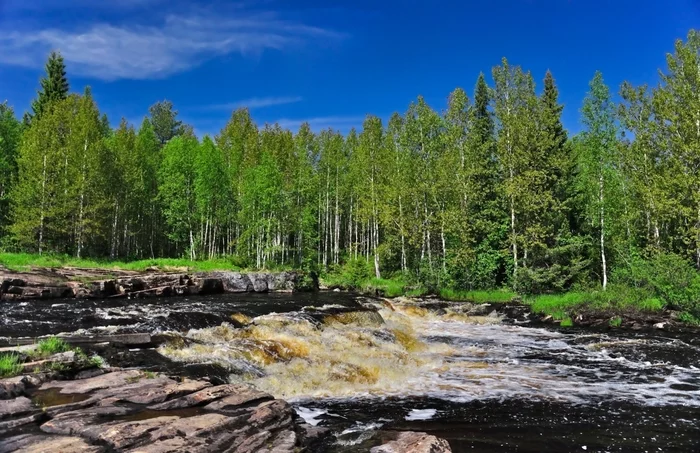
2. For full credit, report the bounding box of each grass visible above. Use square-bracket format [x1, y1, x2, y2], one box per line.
[526, 286, 674, 327]
[439, 288, 516, 303]
[528, 292, 590, 319]
[560, 317, 574, 327]
[0, 353, 23, 377]
[0, 252, 244, 273]
[36, 337, 70, 356]
[321, 272, 428, 298]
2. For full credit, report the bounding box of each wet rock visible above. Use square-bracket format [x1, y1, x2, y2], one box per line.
[297, 423, 332, 450]
[0, 434, 103, 453]
[371, 431, 452, 453]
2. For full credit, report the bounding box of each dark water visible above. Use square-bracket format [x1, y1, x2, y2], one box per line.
[0, 292, 361, 342]
[1, 292, 699, 452]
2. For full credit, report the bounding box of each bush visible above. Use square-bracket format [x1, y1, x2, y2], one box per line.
[613, 250, 700, 315]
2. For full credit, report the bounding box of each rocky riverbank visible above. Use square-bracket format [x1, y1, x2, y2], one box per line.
[0, 266, 312, 301]
[0, 369, 330, 452]
[0, 369, 450, 452]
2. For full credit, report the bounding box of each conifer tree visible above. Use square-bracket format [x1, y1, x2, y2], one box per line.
[25, 51, 70, 125]
[149, 101, 185, 146]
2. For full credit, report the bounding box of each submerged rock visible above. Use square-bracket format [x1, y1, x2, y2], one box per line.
[371, 431, 452, 453]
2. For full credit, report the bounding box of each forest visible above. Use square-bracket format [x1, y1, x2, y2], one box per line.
[2, 30, 700, 319]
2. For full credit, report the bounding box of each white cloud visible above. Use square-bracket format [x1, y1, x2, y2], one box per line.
[205, 96, 303, 111]
[274, 116, 366, 132]
[0, 13, 342, 80]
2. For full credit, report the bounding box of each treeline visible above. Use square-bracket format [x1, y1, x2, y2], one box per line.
[1, 31, 700, 294]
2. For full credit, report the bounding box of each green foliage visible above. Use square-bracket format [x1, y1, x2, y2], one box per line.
[26, 51, 69, 124]
[560, 317, 574, 327]
[439, 288, 516, 303]
[5, 31, 700, 322]
[678, 312, 700, 326]
[609, 316, 622, 327]
[0, 252, 240, 272]
[36, 337, 70, 356]
[0, 353, 23, 377]
[529, 292, 590, 317]
[613, 250, 700, 315]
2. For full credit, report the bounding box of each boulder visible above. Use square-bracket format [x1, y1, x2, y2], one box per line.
[371, 431, 452, 453]
[196, 277, 224, 294]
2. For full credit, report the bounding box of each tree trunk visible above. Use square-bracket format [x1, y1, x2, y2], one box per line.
[600, 173, 607, 290]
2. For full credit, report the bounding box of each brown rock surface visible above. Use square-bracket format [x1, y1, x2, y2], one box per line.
[1, 370, 311, 453]
[371, 431, 452, 453]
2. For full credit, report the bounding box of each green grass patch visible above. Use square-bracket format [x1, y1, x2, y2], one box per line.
[439, 288, 516, 303]
[560, 317, 574, 327]
[528, 292, 590, 317]
[0, 252, 243, 273]
[35, 337, 70, 356]
[0, 353, 23, 377]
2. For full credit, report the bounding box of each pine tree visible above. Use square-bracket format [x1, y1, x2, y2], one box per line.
[26, 51, 70, 124]
[149, 101, 185, 146]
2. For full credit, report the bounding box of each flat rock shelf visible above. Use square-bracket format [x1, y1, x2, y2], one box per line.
[0, 369, 329, 453]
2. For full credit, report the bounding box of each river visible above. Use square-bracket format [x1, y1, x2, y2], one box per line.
[1, 292, 699, 452]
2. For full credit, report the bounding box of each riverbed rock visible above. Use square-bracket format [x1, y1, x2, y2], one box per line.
[371, 431, 452, 453]
[0, 396, 36, 419]
[0, 434, 104, 453]
[0, 370, 310, 452]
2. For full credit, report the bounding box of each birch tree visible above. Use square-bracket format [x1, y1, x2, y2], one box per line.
[578, 72, 621, 290]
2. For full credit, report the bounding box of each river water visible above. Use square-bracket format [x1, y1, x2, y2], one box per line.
[1, 292, 699, 452]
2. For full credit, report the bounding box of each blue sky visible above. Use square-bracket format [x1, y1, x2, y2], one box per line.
[0, 0, 697, 136]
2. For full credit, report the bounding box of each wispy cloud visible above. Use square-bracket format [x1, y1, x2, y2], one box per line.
[0, 12, 343, 80]
[204, 95, 303, 111]
[274, 116, 365, 132]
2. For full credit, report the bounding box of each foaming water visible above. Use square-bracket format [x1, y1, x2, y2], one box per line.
[3, 292, 699, 451]
[160, 297, 700, 409]
[160, 303, 444, 397]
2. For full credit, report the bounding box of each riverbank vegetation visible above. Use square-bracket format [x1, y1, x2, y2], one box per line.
[0, 336, 102, 378]
[0, 252, 242, 273]
[2, 32, 700, 323]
